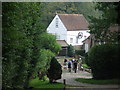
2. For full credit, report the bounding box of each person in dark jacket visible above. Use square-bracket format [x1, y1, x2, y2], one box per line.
[68, 60, 72, 72]
[73, 60, 78, 73]
[64, 58, 67, 63]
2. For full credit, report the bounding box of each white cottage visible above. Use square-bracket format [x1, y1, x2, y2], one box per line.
[47, 14, 90, 49]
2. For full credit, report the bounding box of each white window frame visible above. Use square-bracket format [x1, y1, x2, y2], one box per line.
[70, 38, 73, 43]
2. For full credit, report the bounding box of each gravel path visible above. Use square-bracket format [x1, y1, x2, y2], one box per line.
[57, 69, 120, 89]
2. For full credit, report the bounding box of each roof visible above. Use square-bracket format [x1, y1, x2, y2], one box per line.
[82, 36, 90, 43]
[108, 25, 120, 32]
[58, 14, 89, 31]
[57, 40, 68, 47]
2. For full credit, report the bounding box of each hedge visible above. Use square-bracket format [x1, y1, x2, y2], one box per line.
[47, 57, 62, 83]
[87, 44, 120, 79]
[75, 49, 85, 56]
[67, 44, 75, 57]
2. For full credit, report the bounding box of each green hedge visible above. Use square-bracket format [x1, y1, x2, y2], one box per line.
[87, 44, 120, 79]
[75, 49, 85, 56]
[67, 44, 75, 57]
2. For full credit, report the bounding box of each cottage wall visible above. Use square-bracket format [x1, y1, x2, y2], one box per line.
[47, 15, 67, 41]
[67, 30, 90, 45]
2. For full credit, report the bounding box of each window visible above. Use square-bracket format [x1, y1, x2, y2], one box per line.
[70, 38, 73, 43]
[56, 18, 58, 28]
[76, 37, 78, 43]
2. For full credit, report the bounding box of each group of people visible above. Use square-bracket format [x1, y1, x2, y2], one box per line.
[64, 58, 81, 73]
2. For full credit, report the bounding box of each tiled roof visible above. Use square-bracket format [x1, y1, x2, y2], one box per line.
[57, 40, 68, 47]
[58, 14, 89, 31]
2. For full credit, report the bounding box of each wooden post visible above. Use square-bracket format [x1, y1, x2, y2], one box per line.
[63, 79, 66, 90]
[63, 79, 66, 85]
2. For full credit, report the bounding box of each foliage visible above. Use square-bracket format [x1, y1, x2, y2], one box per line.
[74, 2, 100, 21]
[47, 57, 62, 83]
[75, 78, 120, 85]
[89, 2, 120, 43]
[84, 52, 89, 66]
[75, 49, 85, 56]
[87, 44, 120, 79]
[2, 2, 60, 89]
[39, 33, 61, 54]
[67, 44, 75, 57]
[36, 49, 54, 72]
[81, 64, 90, 69]
[29, 78, 64, 89]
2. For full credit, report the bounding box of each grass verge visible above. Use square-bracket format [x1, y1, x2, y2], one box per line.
[29, 77, 84, 89]
[29, 78, 64, 89]
[75, 78, 120, 85]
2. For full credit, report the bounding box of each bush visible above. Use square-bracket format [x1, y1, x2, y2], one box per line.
[87, 44, 120, 79]
[47, 57, 62, 83]
[67, 44, 75, 57]
[75, 49, 85, 56]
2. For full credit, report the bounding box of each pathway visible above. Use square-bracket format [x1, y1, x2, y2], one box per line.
[57, 69, 120, 89]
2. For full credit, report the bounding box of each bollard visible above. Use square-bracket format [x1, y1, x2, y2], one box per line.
[63, 79, 66, 90]
[63, 79, 66, 85]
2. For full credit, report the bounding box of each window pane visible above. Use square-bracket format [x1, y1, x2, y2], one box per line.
[76, 37, 78, 43]
[70, 38, 73, 43]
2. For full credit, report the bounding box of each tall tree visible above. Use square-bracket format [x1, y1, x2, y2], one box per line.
[2, 2, 61, 89]
[67, 44, 75, 57]
[89, 2, 120, 43]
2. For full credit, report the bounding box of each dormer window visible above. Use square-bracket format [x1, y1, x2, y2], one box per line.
[56, 18, 58, 28]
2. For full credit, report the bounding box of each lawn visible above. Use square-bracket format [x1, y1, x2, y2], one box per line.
[81, 64, 90, 69]
[75, 78, 120, 85]
[29, 78, 64, 89]
[29, 77, 81, 89]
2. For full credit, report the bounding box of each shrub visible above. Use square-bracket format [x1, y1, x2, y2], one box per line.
[87, 44, 120, 79]
[75, 49, 85, 56]
[67, 44, 75, 57]
[47, 57, 62, 83]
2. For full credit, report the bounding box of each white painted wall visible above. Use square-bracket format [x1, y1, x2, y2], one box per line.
[67, 30, 90, 45]
[47, 15, 67, 41]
